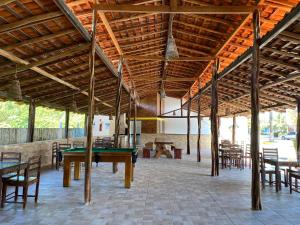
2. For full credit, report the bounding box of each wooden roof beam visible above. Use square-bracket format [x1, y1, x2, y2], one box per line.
[124, 55, 214, 61]
[0, 48, 112, 107]
[2, 29, 76, 51]
[93, 4, 256, 15]
[0, 11, 63, 34]
[0, 43, 90, 77]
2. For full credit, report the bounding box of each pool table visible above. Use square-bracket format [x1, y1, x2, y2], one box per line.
[63, 147, 138, 188]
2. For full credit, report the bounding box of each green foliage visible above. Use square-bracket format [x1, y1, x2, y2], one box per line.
[0, 100, 84, 128]
[0, 101, 28, 128]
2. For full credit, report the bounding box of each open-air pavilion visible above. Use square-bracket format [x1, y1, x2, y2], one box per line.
[0, 0, 300, 224]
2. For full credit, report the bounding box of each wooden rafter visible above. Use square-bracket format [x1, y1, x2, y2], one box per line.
[93, 4, 256, 15]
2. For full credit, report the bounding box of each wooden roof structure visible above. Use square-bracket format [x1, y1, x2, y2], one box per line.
[0, 0, 299, 116]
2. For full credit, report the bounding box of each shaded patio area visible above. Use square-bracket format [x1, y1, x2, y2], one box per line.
[1, 153, 299, 225]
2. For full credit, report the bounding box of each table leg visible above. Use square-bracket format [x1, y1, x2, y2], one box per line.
[131, 164, 135, 182]
[125, 159, 132, 188]
[221, 151, 224, 169]
[275, 162, 280, 192]
[63, 159, 71, 187]
[113, 162, 118, 173]
[74, 161, 81, 180]
[261, 160, 266, 190]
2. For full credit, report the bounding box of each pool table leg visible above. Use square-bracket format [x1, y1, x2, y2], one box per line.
[125, 158, 132, 188]
[74, 161, 81, 180]
[63, 159, 71, 187]
[113, 162, 118, 173]
[131, 164, 135, 182]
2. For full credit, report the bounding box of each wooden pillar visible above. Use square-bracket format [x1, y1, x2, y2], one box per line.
[127, 93, 132, 147]
[84, 114, 88, 136]
[251, 9, 262, 210]
[133, 100, 137, 147]
[114, 58, 123, 148]
[84, 8, 97, 204]
[297, 98, 300, 161]
[211, 59, 219, 176]
[27, 98, 36, 142]
[232, 114, 236, 145]
[65, 109, 70, 139]
[187, 92, 191, 155]
[197, 80, 201, 162]
[180, 98, 183, 116]
[269, 111, 273, 141]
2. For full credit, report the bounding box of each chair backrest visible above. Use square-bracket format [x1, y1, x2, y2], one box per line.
[246, 144, 251, 153]
[0, 152, 21, 162]
[263, 148, 278, 160]
[25, 156, 42, 180]
[73, 141, 85, 148]
[52, 142, 58, 153]
[58, 143, 72, 150]
[145, 142, 153, 149]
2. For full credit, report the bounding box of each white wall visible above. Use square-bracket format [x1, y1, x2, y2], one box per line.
[162, 96, 210, 135]
[93, 115, 111, 137]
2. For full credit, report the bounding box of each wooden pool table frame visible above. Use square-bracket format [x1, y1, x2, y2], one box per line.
[63, 151, 134, 188]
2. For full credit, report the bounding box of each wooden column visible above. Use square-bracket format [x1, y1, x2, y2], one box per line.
[84, 8, 97, 204]
[84, 114, 88, 136]
[251, 9, 262, 210]
[187, 92, 191, 155]
[127, 93, 132, 147]
[133, 100, 137, 147]
[197, 81, 201, 162]
[27, 98, 36, 143]
[232, 114, 236, 145]
[65, 108, 70, 139]
[211, 59, 219, 176]
[114, 58, 123, 148]
[297, 98, 300, 161]
[180, 98, 183, 116]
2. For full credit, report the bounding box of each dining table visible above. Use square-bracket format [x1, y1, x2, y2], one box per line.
[263, 158, 300, 192]
[0, 161, 27, 199]
[154, 138, 173, 158]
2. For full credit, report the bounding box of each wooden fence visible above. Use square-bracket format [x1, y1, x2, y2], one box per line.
[0, 128, 84, 145]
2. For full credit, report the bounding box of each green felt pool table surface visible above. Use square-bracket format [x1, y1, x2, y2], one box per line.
[63, 147, 137, 153]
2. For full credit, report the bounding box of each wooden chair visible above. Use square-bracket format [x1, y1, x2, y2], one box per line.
[1, 152, 22, 198]
[224, 146, 243, 169]
[51, 142, 58, 170]
[1, 156, 41, 209]
[288, 169, 300, 194]
[243, 144, 251, 168]
[261, 148, 286, 188]
[73, 141, 85, 148]
[93, 137, 103, 147]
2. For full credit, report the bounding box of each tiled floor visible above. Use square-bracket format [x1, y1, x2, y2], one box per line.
[1, 153, 300, 225]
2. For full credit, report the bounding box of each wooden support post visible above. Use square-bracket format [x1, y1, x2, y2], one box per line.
[127, 93, 132, 147]
[84, 8, 97, 204]
[114, 58, 124, 148]
[187, 92, 191, 155]
[84, 114, 88, 136]
[113, 58, 123, 173]
[180, 98, 183, 116]
[269, 111, 273, 141]
[251, 9, 262, 210]
[133, 101, 137, 147]
[27, 98, 36, 143]
[211, 59, 219, 176]
[65, 109, 70, 139]
[297, 98, 300, 161]
[232, 114, 236, 145]
[197, 81, 201, 162]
